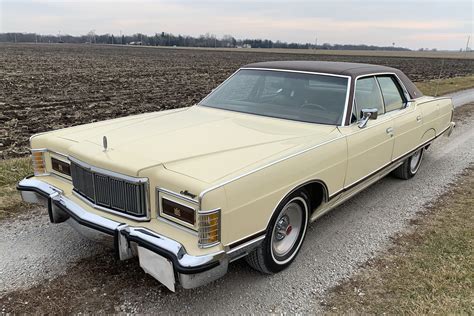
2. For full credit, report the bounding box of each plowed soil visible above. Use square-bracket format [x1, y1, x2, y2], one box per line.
[1, 43, 473, 159]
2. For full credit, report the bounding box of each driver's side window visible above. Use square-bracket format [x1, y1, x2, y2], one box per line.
[353, 76, 385, 122]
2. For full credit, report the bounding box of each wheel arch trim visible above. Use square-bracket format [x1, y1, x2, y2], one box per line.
[265, 179, 329, 229]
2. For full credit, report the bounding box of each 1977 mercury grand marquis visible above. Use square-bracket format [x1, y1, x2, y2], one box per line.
[18, 61, 455, 291]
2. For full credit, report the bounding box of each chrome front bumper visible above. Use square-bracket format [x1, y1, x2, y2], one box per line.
[17, 177, 235, 292]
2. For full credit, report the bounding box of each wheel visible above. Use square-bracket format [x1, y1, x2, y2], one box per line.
[246, 190, 309, 274]
[392, 148, 424, 180]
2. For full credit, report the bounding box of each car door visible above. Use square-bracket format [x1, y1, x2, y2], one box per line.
[376, 75, 423, 161]
[339, 76, 395, 188]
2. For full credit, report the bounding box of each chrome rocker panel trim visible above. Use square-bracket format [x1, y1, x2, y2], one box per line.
[17, 177, 263, 291]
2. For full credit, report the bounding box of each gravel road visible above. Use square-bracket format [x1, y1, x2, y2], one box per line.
[448, 88, 474, 107]
[1, 91, 473, 313]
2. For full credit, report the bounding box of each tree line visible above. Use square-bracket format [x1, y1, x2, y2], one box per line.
[0, 32, 410, 51]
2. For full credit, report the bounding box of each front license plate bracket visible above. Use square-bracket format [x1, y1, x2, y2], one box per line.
[138, 246, 176, 292]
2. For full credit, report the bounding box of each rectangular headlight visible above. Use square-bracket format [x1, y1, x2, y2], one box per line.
[31, 149, 47, 176]
[162, 197, 196, 225]
[198, 209, 221, 248]
[51, 157, 71, 177]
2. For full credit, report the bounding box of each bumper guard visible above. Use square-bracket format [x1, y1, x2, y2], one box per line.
[17, 177, 234, 291]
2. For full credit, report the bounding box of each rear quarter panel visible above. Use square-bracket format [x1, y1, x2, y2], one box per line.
[416, 97, 453, 139]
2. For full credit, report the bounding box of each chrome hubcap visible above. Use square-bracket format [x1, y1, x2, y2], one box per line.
[271, 201, 303, 258]
[410, 149, 423, 173]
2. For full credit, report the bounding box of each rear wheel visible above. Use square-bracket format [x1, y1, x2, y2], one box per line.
[246, 191, 309, 274]
[392, 148, 424, 180]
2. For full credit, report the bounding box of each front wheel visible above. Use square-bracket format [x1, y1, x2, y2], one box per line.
[246, 191, 309, 274]
[392, 148, 424, 180]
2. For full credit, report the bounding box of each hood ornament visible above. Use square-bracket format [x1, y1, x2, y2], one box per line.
[103, 136, 108, 151]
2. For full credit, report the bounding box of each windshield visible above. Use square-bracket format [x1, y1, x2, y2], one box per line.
[199, 69, 349, 125]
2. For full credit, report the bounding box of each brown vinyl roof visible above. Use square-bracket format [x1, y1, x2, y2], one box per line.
[242, 61, 423, 100]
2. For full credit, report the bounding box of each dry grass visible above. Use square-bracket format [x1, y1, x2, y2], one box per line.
[0, 157, 34, 220]
[325, 166, 474, 314]
[415, 75, 474, 96]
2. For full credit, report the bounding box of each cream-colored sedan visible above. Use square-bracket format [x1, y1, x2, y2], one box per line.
[18, 61, 455, 291]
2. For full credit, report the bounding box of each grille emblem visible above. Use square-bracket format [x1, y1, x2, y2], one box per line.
[103, 136, 108, 151]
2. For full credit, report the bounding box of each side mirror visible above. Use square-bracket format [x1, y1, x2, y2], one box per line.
[358, 108, 378, 129]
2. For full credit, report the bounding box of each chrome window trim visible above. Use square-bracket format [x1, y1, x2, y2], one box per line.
[340, 107, 410, 137]
[340, 75, 352, 127]
[240, 67, 352, 79]
[199, 67, 352, 127]
[350, 72, 411, 124]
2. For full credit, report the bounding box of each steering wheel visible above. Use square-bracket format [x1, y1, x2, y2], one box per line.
[301, 102, 327, 111]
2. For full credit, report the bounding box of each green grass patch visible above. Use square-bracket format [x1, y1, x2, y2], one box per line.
[415, 75, 474, 96]
[0, 157, 34, 220]
[325, 166, 474, 314]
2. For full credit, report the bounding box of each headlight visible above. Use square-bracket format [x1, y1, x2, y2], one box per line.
[198, 209, 221, 248]
[51, 157, 71, 177]
[161, 197, 196, 225]
[31, 149, 47, 176]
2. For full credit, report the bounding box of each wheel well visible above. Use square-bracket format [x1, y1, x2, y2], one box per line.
[301, 181, 327, 212]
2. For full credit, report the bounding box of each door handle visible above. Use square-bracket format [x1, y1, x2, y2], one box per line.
[416, 115, 422, 122]
[386, 127, 394, 137]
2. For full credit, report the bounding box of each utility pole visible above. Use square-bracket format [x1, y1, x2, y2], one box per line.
[120, 30, 122, 44]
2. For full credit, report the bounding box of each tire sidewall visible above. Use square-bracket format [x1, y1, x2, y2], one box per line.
[262, 190, 310, 273]
[408, 148, 424, 177]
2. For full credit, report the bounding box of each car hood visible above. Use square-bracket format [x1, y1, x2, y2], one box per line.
[37, 106, 339, 183]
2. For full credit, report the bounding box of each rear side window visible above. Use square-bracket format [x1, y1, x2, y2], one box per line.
[354, 76, 385, 120]
[377, 76, 405, 112]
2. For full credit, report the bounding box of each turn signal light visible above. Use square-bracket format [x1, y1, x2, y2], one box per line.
[198, 209, 221, 248]
[31, 150, 47, 176]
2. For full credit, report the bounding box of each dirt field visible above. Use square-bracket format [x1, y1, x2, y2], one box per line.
[1, 43, 473, 159]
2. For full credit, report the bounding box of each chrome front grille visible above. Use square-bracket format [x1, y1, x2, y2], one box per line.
[70, 160, 148, 219]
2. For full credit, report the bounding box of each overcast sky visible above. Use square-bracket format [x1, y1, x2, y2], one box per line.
[1, 0, 472, 50]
